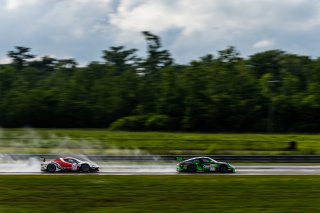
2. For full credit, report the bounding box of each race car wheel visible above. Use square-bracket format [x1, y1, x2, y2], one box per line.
[80, 164, 90, 172]
[219, 165, 228, 173]
[47, 163, 56, 173]
[187, 164, 197, 173]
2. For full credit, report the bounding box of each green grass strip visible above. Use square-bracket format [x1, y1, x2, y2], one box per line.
[2, 129, 320, 155]
[0, 175, 319, 212]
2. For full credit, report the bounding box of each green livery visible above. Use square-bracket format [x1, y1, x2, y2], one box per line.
[176, 157, 235, 173]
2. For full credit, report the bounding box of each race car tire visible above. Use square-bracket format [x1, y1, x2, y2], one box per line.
[47, 163, 56, 173]
[187, 164, 197, 173]
[80, 164, 90, 172]
[219, 165, 228, 173]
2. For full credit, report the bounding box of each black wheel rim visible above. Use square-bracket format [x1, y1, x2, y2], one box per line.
[82, 164, 90, 172]
[221, 166, 227, 173]
[188, 165, 196, 172]
[48, 164, 55, 172]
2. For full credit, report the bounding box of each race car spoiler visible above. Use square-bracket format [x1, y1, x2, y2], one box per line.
[175, 156, 184, 161]
[40, 157, 46, 162]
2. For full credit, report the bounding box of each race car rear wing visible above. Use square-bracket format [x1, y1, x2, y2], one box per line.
[40, 157, 46, 162]
[175, 156, 184, 161]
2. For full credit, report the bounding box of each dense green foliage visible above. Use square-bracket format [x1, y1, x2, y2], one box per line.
[109, 114, 171, 131]
[0, 175, 320, 212]
[1, 32, 320, 132]
[1, 129, 320, 155]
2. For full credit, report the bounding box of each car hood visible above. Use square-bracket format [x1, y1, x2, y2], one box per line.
[79, 160, 99, 167]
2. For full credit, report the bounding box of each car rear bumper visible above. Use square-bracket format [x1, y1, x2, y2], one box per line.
[41, 164, 47, 171]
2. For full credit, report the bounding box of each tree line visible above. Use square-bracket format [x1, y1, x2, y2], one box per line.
[1, 31, 320, 132]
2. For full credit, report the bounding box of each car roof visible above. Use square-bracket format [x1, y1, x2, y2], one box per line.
[60, 157, 81, 161]
[185, 157, 214, 161]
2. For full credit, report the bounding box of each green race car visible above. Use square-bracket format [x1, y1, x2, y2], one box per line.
[176, 157, 235, 173]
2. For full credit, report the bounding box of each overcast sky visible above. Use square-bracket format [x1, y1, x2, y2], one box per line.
[1, 0, 320, 65]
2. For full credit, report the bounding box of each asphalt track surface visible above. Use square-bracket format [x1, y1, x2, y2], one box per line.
[1, 164, 320, 175]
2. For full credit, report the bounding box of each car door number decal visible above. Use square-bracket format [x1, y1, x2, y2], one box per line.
[72, 163, 77, 171]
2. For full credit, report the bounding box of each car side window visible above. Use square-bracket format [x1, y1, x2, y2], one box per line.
[64, 159, 71, 163]
[201, 158, 210, 163]
[69, 159, 77, 164]
[64, 159, 75, 163]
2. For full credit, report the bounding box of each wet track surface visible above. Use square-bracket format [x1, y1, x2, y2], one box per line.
[1, 164, 320, 175]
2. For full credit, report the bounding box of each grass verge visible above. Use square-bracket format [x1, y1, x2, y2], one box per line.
[1, 129, 320, 154]
[0, 175, 320, 212]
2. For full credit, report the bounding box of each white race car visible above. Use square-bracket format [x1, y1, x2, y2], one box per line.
[41, 157, 99, 173]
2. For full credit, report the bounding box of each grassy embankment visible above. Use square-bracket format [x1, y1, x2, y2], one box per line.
[1, 129, 320, 155]
[0, 175, 319, 213]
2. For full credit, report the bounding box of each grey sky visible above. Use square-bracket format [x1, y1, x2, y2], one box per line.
[1, 0, 320, 65]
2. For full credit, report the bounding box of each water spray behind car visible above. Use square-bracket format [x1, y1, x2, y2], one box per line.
[0, 154, 41, 173]
[0, 128, 172, 173]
